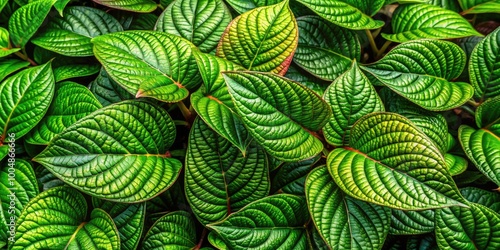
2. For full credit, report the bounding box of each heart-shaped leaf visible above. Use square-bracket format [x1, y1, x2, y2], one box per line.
[0, 27, 19, 57]
[216, 0, 298, 75]
[363, 40, 474, 111]
[271, 154, 320, 195]
[185, 117, 269, 225]
[89, 68, 134, 107]
[155, 0, 232, 53]
[25, 81, 102, 145]
[0, 59, 29, 82]
[460, 0, 500, 14]
[32, 6, 123, 57]
[142, 211, 197, 249]
[223, 71, 332, 162]
[11, 186, 120, 250]
[34, 101, 182, 202]
[53, 64, 100, 82]
[208, 194, 310, 250]
[469, 27, 500, 100]
[93, 0, 157, 13]
[0, 62, 55, 142]
[92, 30, 201, 102]
[390, 209, 434, 235]
[306, 166, 391, 249]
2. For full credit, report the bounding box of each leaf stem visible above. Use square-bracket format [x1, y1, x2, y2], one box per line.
[467, 99, 480, 107]
[365, 29, 379, 55]
[460, 105, 475, 116]
[375, 40, 392, 60]
[177, 100, 192, 122]
[14, 51, 37, 66]
[194, 228, 208, 250]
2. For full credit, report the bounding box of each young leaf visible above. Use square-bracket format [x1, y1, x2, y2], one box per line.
[0, 27, 19, 57]
[89, 68, 134, 107]
[208, 194, 310, 250]
[33, 101, 182, 202]
[390, 210, 434, 235]
[469, 27, 500, 100]
[459, 0, 500, 14]
[223, 71, 332, 162]
[0, 62, 55, 141]
[0, 59, 29, 82]
[93, 0, 157, 13]
[306, 166, 391, 249]
[142, 211, 197, 249]
[216, 0, 298, 75]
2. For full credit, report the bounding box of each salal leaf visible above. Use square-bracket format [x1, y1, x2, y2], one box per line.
[186, 118, 269, 225]
[224, 0, 282, 13]
[92, 30, 201, 102]
[156, 0, 232, 53]
[8, 0, 55, 48]
[296, 0, 384, 30]
[89, 68, 134, 107]
[0, 62, 55, 141]
[93, 0, 157, 13]
[306, 166, 391, 249]
[216, 0, 298, 75]
[460, 0, 500, 14]
[208, 194, 310, 250]
[382, 3, 480, 42]
[461, 187, 500, 212]
[32, 6, 123, 57]
[223, 71, 332, 162]
[53, 64, 100, 82]
[271, 154, 320, 195]
[390, 209, 434, 235]
[435, 203, 500, 249]
[444, 154, 468, 176]
[323, 61, 384, 146]
[25, 81, 102, 145]
[328, 112, 465, 210]
[93, 199, 146, 250]
[0, 27, 19, 57]
[293, 16, 360, 81]
[0, 59, 29, 82]
[142, 211, 197, 249]
[33, 101, 182, 202]
[363, 40, 474, 111]
[469, 27, 500, 100]
[12, 186, 120, 250]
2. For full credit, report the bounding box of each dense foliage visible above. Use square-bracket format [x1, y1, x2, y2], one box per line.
[0, 0, 499, 249]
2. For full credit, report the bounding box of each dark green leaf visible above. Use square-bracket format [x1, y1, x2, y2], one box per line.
[53, 64, 100, 82]
[93, 0, 157, 13]
[460, 0, 500, 14]
[88, 68, 134, 107]
[390, 210, 434, 235]
[142, 211, 197, 249]
[271, 154, 320, 195]
[469, 27, 500, 100]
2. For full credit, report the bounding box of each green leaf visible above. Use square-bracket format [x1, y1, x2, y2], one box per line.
[323, 61, 384, 146]
[53, 63, 100, 82]
[382, 3, 481, 42]
[469, 27, 500, 100]
[216, 0, 298, 75]
[33, 101, 182, 202]
[363, 40, 474, 111]
[155, 0, 232, 53]
[89, 68, 134, 107]
[92, 30, 201, 102]
[11, 186, 120, 250]
[284, 63, 329, 96]
[306, 166, 391, 249]
[0, 27, 19, 57]
[0, 146, 7, 161]
[224, 0, 282, 13]
[461, 187, 500, 212]
[185, 118, 269, 225]
[0, 62, 55, 141]
[8, 0, 56, 48]
[208, 194, 310, 250]
[295, 0, 384, 30]
[271, 154, 320, 195]
[208, 231, 228, 250]
[327, 112, 465, 210]
[142, 211, 197, 249]
[25, 81, 102, 145]
[223, 71, 332, 162]
[476, 95, 500, 130]
[406, 234, 438, 250]
[93, 0, 157, 13]
[460, 0, 500, 14]
[93, 199, 146, 250]
[293, 16, 360, 81]
[0, 59, 29, 82]
[54, 0, 71, 16]
[32, 6, 123, 57]
[390, 209, 434, 235]
[444, 154, 468, 176]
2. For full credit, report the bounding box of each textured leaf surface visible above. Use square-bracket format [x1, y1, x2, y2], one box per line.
[53, 64, 100, 82]
[89, 68, 134, 107]
[8, 0, 55, 47]
[208, 231, 228, 250]
[156, 0, 231, 53]
[34, 101, 182, 202]
[306, 166, 390, 249]
[208, 194, 310, 250]
[224, 71, 331, 162]
[93, 0, 157, 13]
[216, 1, 298, 75]
[476, 95, 500, 130]
[0, 59, 29, 82]
[363, 40, 473, 111]
[390, 209, 434, 235]
[460, 0, 500, 14]
[0, 146, 6, 161]
[224, 0, 281, 13]
[92, 31, 201, 102]
[469, 27, 500, 100]
[32, 6, 123, 56]
[0, 63, 54, 141]
[0, 27, 19, 57]
[284, 63, 329, 96]
[444, 154, 468, 176]
[293, 16, 360, 81]
[461, 187, 500, 212]
[142, 211, 197, 249]
[185, 118, 269, 225]
[271, 154, 320, 195]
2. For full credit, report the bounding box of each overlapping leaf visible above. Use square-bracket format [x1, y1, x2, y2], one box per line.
[142, 211, 197, 249]
[390, 209, 434, 235]
[0, 59, 29, 82]
[93, 0, 157, 13]
[469, 27, 500, 100]
[53, 64, 100, 82]
[271, 154, 320, 195]
[224, 0, 282, 13]
[284, 63, 329, 96]
[460, 0, 500, 14]
[0, 146, 7, 161]
[461, 187, 500, 212]
[89, 68, 134, 107]
[0, 27, 19, 57]
[444, 154, 468, 176]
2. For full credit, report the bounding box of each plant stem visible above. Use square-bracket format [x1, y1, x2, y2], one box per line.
[365, 29, 379, 55]
[194, 228, 208, 250]
[467, 99, 480, 107]
[14, 51, 37, 66]
[375, 40, 392, 60]
[177, 100, 192, 121]
[460, 105, 475, 116]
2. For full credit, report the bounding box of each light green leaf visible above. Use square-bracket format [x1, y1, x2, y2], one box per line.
[33, 101, 182, 202]
[8, 0, 56, 48]
[0, 62, 55, 141]
[461, 187, 500, 212]
[323, 61, 384, 146]
[216, 0, 298, 75]
[11, 186, 120, 250]
[271, 154, 320, 195]
[53, 64, 100, 82]
[208, 231, 227, 250]
[208, 194, 310, 250]
[0, 59, 29, 82]
[142, 211, 197, 249]
[186, 118, 269, 225]
[363, 40, 474, 111]
[224, 0, 282, 13]
[296, 0, 384, 30]
[25, 81, 102, 145]
[293, 16, 360, 81]
[54, 0, 71, 16]
[476, 95, 500, 130]
[93, 0, 157, 13]
[469, 27, 500, 100]
[223, 71, 332, 162]
[306, 166, 391, 249]
[92, 30, 201, 102]
[460, 0, 500, 14]
[382, 3, 481, 42]
[390, 210, 434, 235]
[327, 112, 465, 210]
[0, 27, 19, 57]
[32, 6, 123, 57]
[88, 68, 134, 107]
[444, 154, 468, 176]
[0, 146, 7, 161]
[155, 0, 232, 53]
